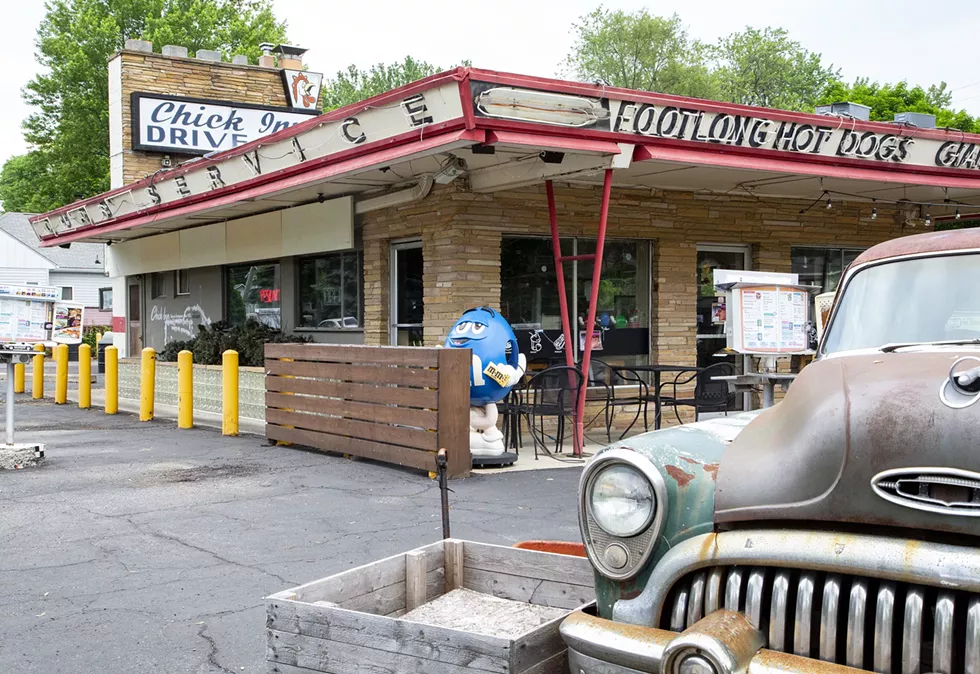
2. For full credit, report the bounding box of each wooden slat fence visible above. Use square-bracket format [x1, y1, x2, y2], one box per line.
[264, 344, 471, 477]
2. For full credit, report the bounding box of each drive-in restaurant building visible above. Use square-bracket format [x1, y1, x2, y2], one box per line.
[28, 42, 980, 377]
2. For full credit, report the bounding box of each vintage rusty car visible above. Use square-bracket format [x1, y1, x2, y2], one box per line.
[560, 228, 980, 674]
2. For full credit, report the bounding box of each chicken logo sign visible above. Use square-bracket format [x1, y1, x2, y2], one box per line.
[281, 69, 323, 111]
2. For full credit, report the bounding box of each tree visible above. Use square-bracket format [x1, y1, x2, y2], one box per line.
[321, 56, 465, 111]
[0, 0, 287, 214]
[818, 78, 979, 132]
[712, 27, 839, 111]
[563, 7, 718, 99]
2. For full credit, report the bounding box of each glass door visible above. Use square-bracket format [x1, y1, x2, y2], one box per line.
[696, 244, 750, 374]
[390, 242, 424, 346]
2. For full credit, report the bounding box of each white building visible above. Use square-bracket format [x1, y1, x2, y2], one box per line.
[0, 212, 111, 326]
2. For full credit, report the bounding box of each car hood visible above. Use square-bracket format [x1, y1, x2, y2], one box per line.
[715, 351, 980, 537]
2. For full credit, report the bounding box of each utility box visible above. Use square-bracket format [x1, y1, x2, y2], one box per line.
[98, 333, 114, 374]
[894, 111, 937, 129]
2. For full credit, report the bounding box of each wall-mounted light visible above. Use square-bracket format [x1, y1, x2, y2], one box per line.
[475, 87, 606, 128]
[539, 151, 565, 164]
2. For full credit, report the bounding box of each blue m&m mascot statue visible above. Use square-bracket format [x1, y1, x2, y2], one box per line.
[444, 307, 526, 458]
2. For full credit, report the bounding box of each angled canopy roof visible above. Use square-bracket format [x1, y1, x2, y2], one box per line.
[30, 67, 980, 246]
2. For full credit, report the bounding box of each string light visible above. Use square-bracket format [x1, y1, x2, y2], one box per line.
[925, 205, 932, 227]
[956, 208, 962, 219]
[825, 195, 833, 209]
[871, 200, 877, 220]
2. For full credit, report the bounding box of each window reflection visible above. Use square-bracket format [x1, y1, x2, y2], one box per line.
[298, 252, 360, 328]
[500, 237, 650, 365]
[226, 263, 280, 329]
[822, 253, 980, 353]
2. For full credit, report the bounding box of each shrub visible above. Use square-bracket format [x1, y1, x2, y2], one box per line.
[159, 319, 310, 366]
[83, 325, 112, 352]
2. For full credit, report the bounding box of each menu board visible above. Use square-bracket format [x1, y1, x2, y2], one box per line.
[51, 302, 84, 344]
[739, 286, 808, 353]
[0, 285, 58, 344]
[0, 297, 49, 342]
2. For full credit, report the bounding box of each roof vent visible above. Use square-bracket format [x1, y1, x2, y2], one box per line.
[815, 102, 871, 121]
[894, 111, 937, 129]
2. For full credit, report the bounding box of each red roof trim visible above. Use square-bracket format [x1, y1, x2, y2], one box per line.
[40, 128, 484, 247]
[32, 68, 471, 225]
[470, 115, 980, 184]
[32, 65, 980, 236]
[634, 143, 980, 190]
[464, 67, 980, 144]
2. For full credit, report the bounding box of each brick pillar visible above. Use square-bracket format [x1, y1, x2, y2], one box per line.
[652, 241, 697, 366]
[422, 212, 502, 345]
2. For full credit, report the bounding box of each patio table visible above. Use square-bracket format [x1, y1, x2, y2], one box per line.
[613, 364, 701, 431]
[712, 372, 797, 408]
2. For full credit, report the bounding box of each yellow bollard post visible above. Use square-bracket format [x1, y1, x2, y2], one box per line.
[104, 346, 118, 414]
[13, 362, 24, 393]
[222, 349, 238, 436]
[178, 350, 193, 429]
[78, 344, 91, 409]
[140, 347, 156, 421]
[32, 344, 44, 399]
[54, 343, 68, 404]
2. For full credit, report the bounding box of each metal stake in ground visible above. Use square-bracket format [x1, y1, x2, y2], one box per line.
[5, 360, 13, 445]
[0, 348, 45, 469]
[437, 448, 451, 538]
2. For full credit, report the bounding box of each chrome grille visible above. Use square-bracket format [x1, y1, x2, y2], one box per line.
[659, 565, 980, 674]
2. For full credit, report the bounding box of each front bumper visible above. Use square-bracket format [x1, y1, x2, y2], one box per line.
[560, 609, 862, 674]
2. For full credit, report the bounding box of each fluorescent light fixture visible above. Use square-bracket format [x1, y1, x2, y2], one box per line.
[475, 87, 606, 128]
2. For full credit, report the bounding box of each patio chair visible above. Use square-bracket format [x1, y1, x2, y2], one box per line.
[668, 362, 738, 424]
[498, 384, 527, 453]
[525, 365, 587, 459]
[584, 359, 649, 440]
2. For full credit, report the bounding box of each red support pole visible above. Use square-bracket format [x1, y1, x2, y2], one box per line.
[546, 181, 575, 371]
[574, 169, 614, 456]
[546, 179, 582, 457]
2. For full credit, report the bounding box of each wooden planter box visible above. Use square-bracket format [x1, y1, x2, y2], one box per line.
[266, 539, 596, 674]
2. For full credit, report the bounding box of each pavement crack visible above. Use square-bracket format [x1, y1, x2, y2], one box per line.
[197, 622, 236, 674]
[125, 517, 291, 586]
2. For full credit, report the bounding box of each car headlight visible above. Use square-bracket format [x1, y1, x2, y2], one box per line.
[589, 463, 656, 537]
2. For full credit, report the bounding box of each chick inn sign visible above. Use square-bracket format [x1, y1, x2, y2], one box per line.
[131, 93, 318, 154]
[32, 78, 980, 241]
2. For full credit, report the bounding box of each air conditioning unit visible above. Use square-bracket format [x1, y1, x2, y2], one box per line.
[894, 111, 937, 129]
[815, 102, 871, 121]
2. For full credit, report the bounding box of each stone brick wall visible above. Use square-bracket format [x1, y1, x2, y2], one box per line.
[113, 49, 297, 185]
[361, 183, 916, 369]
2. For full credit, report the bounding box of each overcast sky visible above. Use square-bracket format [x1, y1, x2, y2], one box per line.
[3, 0, 980, 169]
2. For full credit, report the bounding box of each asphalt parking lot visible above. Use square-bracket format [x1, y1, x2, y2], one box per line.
[0, 399, 582, 673]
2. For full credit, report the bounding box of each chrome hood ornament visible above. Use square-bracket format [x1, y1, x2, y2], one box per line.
[940, 356, 980, 409]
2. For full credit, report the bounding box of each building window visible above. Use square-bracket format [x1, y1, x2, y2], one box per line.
[226, 263, 280, 329]
[151, 272, 166, 299]
[176, 269, 190, 296]
[500, 237, 651, 364]
[99, 288, 112, 311]
[298, 252, 361, 328]
[60, 286, 74, 301]
[791, 247, 865, 294]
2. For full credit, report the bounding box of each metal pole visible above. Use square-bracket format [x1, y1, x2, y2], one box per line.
[436, 448, 450, 539]
[546, 181, 576, 371]
[6, 361, 15, 445]
[574, 169, 614, 455]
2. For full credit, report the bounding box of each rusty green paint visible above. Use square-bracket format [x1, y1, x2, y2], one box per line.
[590, 413, 759, 618]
